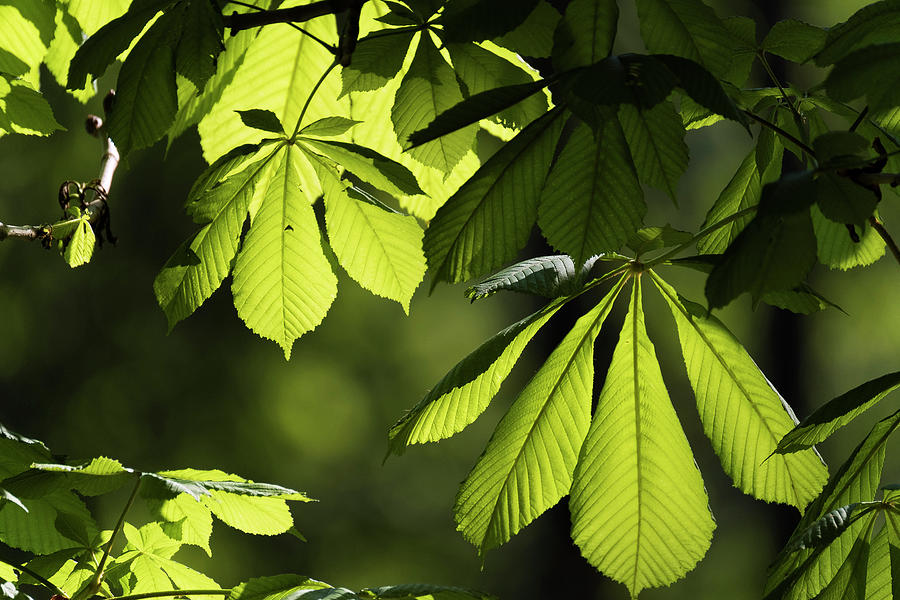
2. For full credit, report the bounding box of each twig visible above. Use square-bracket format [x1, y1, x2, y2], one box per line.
[870, 216, 900, 266]
[743, 109, 816, 160]
[757, 51, 805, 132]
[854, 172, 900, 187]
[291, 62, 338, 138]
[0, 96, 121, 245]
[226, 1, 335, 53]
[83, 475, 142, 598]
[225, 0, 370, 33]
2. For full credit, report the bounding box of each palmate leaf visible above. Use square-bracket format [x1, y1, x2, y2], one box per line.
[538, 117, 645, 268]
[316, 159, 426, 313]
[775, 372, 900, 454]
[552, 0, 619, 71]
[391, 32, 475, 173]
[765, 409, 900, 600]
[109, 522, 218, 600]
[634, 0, 733, 79]
[618, 101, 689, 202]
[62, 217, 95, 268]
[154, 150, 275, 330]
[493, 1, 560, 58]
[865, 525, 892, 600]
[297, 138, 423, 197]
[424, 108, 567, 287]
[231, 146, 338, 359]
[388, 297, 571, 454]
[570, 276, 715, 597]
[788, 504, 870, 551]
[0, 490, 97, 555]
[0, 77, 64, 136]
[144, 492, 214, 555]
[454, 276, 626, 554]
[651, 274, 828, 508]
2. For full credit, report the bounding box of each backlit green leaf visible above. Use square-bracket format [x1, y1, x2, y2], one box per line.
[362, 583, 493, 600]
[340, 30, 414, 96]
[439, 0, 539, 43]
[762, 19, 826, 63]
[391, 33, 475, 172]
[619, 101, 689, 202]
[105, 15, 178, 155]
[424, 108, 567, 287]
[446, 41, 548, 129]
[232, 146, 338, 359]
[0, 78, 64, 136]
[229, 575, 330, 600]
[815, 0, 900, 65]
[492, 1, 560, 58]
[236, 109, 284, 135]
[652, 274, 828, 508]
[30, 457, 131, 496]
[538, 117, 645, 267]
[705, 172, 817, 309]
[571, 276, 715, 597]
[299, 117, 361, 137]
[824, 43, 900, 112]
[654, 54, 746, 126]
[765, 409, 900, 600]
[552, 0, 618, 71]
[62, 218, 95, 268]
[812, 205, 885, 270]
[776, 372, 900, 454]
[635, 0, 733, 78]
[67, 0, 171, 87]
[317, 159, 426, 313]
[455, 277, 626, 554]
[154, 152, 274, 330]
[388, 297, 570, 454]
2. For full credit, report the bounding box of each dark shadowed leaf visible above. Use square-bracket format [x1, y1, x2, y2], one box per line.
[236, 109, 284, 134]
[439, 0, 539, 43]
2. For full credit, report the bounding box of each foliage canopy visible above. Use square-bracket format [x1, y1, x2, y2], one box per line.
[0, 0, 899, 599]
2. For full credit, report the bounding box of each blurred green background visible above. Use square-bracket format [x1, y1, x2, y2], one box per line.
[1, 0, 898, 598]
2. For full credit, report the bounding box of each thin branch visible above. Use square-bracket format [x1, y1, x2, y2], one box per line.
[849, 105, 869, 132]
[0, 104, 120, 245]
[107, 590, 231, 600]
[870, 216, 900, 266]
[743, 109, 816, 159]
[224, 0, 369, 33]
[85, 475, 142, 597]
[854, 172, 900, 186]
[225, 1, 336, 53]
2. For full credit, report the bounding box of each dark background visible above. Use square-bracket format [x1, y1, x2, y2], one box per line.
[1, 0, 898, 598]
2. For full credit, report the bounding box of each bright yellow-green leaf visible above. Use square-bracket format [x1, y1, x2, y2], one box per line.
[570, 276, 715, 598]
[232, 146, 338, 359]
[652, 273, 828, 508]
[454, 275, 626, 554]
[316, 159, 425, 313]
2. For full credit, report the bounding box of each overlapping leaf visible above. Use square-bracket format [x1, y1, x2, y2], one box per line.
[552, 0, 618, 71]
[652, 274, 828, 508]
[765, 409, 900, 600]
[538, 117, 645, 267]
[424, 108, 567, 287]
[570, 277, 715, 597]
[454, 276, 626, 554]
[618, 101, 689, 202]
[634, 0, 733, 79]
[316, 159, 426, 313]
[465, 255, 613, 301]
